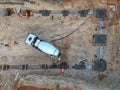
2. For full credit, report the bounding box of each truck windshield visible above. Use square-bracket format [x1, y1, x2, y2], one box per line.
[32, 37, 38, 46]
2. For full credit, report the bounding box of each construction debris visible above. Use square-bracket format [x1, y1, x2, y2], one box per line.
[57, 62, 69, 69]
[14, 71, 20, 81]
[0, 8, 16, 16]
[49, 62, 69, 69]
[72, 60, 91, 70]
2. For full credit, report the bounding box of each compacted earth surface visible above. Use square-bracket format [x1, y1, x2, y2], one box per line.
[0, 0, 120, 90]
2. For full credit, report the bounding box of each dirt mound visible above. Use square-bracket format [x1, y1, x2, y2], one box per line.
[16, 75, 75, 90]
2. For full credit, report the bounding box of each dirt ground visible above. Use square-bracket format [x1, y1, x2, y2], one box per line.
[0, 0, 120, 90]
[0, 11, 97, 65]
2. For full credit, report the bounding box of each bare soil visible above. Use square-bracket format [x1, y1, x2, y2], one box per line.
[0, 0, 120, 90]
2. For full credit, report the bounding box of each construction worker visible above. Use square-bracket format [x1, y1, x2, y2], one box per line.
[25, 13, 28, 19]
[30, 11, 33, 16]
[13, 8, 16, 13]
[13, 41, 17, 45]
[61, 68, 65, 73]
[17, 13, 22, 18]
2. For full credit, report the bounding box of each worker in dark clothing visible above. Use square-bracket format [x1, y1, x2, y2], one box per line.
[18, 9, 33, 19]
